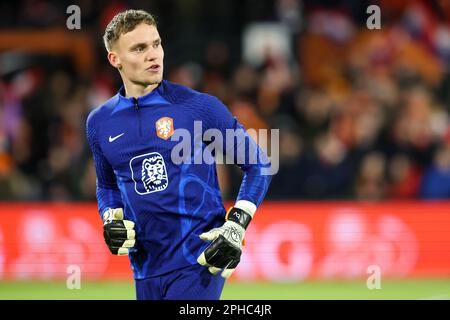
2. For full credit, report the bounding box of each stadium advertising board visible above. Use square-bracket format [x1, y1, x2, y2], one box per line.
[0, 202, 448, 281]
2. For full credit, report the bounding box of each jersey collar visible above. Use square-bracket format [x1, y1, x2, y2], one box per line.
[113, 81, 170, 114]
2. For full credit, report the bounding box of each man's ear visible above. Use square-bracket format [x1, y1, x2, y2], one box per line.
[107, 51, 122, 70]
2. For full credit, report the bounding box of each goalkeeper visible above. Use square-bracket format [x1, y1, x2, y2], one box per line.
[86, 9, 272, 300]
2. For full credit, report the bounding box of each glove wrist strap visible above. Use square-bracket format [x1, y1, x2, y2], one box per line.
[102, 208, 114, 224]
[226, 207, 252, 229]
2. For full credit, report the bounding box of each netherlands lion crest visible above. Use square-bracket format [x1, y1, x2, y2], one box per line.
[156, 117, 174, 140]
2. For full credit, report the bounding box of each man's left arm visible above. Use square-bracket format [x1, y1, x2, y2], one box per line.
[196, 95, 272, 278]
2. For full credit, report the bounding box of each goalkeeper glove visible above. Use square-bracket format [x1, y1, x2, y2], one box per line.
[197, 207, 252, 278]
[102, 208, 136, 256]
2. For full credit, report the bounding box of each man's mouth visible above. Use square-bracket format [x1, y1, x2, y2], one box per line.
[146, 64, 161, 72]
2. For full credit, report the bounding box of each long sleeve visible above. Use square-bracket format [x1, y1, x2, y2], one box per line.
[86, 111, 123, 217]
[198, 95, 272, 208]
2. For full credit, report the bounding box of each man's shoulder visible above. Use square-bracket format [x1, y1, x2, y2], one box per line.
[161, 80, 220, 106]
[86, 94, 120, 128]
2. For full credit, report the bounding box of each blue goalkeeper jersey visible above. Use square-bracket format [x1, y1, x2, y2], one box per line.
[86, 80, 271, 279]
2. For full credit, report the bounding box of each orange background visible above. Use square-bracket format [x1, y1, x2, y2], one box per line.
[0, 202, 448, 281]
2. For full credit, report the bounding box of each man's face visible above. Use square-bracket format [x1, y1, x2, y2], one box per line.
[111, 23, 164, 87]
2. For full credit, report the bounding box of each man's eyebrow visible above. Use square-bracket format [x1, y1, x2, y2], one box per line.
[130, 38, 161, 49]
[130, 42, 148, 49]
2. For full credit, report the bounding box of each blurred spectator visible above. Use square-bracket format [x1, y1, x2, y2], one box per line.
[354, 152, 387, 200]
[420, 144, 450, 199]
[387, 154, 422, 198]
[266, 115, 304, 199]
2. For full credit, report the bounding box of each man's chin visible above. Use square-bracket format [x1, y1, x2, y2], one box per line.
[131, 75, 163, 88]
[137, 78, 162, 87]
[146, 76, 163, 86]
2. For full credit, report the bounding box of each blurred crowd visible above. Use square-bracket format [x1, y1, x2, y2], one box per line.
[1, 0, 450, 201]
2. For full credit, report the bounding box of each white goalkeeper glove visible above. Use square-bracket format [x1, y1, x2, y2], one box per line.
[102, 208, 136, 256]
[197, 207, 252, 279]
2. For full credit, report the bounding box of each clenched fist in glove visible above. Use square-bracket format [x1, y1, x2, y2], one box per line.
[102, 208, 136, 256]
[197, 207, 252, 278]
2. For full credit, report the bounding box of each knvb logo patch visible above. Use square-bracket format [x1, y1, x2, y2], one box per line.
[156, 117, 174, 140]
[130, 152, 169, 195]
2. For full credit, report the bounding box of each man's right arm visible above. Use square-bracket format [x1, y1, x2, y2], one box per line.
[86, 111, 136, 256]
[85, 111, 123, 216]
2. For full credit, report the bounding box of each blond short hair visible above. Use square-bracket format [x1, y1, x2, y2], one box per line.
[103, 9, 157, 51]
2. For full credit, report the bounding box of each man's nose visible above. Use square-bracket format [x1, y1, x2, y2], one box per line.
[144, 50, 157, 61]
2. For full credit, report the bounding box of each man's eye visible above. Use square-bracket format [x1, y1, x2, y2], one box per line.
[135, 47, 144, 52]
[153, 42, 160, 48]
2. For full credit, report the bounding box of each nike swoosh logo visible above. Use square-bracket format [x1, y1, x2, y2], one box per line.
[109, 133, 125, 142]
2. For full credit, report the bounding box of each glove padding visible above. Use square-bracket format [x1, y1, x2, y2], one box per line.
[102, 208, 136, 256]
[197, 220, 245, 279]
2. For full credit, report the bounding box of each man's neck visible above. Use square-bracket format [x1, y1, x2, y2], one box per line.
[123, 80, 159, 98]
